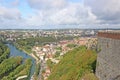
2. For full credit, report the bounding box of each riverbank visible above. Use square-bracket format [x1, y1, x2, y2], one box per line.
[6, 44, 36, 80]
[14, 45, 39, 62]
[13, 45, 41, 80]
[20, 48, 39, 61]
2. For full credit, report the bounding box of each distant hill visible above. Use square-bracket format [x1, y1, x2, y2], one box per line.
[47, 46, 98, 80]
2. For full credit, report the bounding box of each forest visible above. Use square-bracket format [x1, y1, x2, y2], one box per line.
[0, 43, 32, 80]
[47, 46, 98, 80]
[14, 36, 76, 54]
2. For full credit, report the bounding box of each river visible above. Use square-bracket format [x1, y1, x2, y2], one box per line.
[6, 44, 36, 79]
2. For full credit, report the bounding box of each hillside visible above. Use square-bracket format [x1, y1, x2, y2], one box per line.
[47, 46, 98, 80]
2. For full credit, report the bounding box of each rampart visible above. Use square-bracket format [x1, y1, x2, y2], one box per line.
[96, 32, 120, 80]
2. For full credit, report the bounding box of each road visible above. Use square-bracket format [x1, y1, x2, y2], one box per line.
[16, 75, 27, 80]
[38, 59, 46, 80]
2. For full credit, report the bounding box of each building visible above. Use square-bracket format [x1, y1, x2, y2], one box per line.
[96, 31, 120, 80]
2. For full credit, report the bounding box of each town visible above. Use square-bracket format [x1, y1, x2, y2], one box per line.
[0, 29, 120, 80]
[0, 29, 98, 80]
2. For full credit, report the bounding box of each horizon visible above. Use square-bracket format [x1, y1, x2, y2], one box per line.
[0, 27, 120, 30]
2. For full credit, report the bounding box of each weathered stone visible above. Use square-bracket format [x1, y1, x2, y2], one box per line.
[96, 32, 120, 80]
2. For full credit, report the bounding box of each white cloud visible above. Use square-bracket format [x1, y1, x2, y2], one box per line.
[0, 6, 23, 29]
[26, 0, 98, 26]
[0, 0, 119, 29]
[84, 0, 120, 24]
[0, 6, 21, 20]
[27, 0, 67, 10]
[49, 3, 97, 25]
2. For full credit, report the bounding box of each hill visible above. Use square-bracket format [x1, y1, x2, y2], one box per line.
[47, 46, 98, 80]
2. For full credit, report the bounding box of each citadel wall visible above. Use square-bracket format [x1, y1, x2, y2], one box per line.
[96, 32, 120, 80]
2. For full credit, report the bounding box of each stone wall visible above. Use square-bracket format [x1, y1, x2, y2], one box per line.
[96, 36, 120, 80]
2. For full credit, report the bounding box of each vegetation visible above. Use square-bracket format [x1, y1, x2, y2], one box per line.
[47, 59, 55, 70]
[54, 51, 61, 58]
[15, 37, 58, 53]
[14, 36, 76, 54]
[47, 46, 98, 80]
[81, 73, 98, 80]
[0, 56, 22, 78]
[35, 62, 41, 76]
[55, 47, 62, 51]
[54, 47, 62, 58]
[2, 59, 32, 80]
[16, 59, 32, 80]
[67, 44, 77, 48]
[0, 42, 33, 80]
[33, 62, 41, 80]
[0, 43, 10, 63]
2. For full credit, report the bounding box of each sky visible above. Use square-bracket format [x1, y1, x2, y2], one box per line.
[0, 0, 120, 29]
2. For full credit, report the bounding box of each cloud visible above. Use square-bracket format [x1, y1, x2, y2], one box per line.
[26, 0, 98, 26]
[3, 0, 96, 28]
[49, 3, 97, 25]
[0, 5, 23, 29]
[11, 0, 20, 7]
[84, 0, 120, 24]
[0, 0, 119, 29]
[27, 0, 67, 10]
[0, 6, 21, 20]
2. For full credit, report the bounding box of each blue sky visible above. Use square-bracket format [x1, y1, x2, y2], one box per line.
[0, 0, 33, 17]
[0, 0, 83, 18]
[18, 0, 34, 18]
[0, 0, 120, 29]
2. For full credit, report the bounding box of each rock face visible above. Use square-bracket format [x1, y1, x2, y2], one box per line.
[96, 32, 120, 80]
